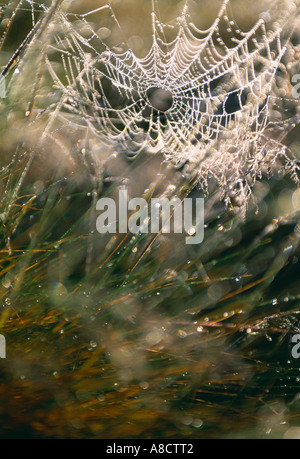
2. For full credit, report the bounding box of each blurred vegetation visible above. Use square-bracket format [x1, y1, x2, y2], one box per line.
[0, 0, 300, 439]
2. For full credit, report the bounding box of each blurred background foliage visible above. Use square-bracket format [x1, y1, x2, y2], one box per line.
[0, 0, 300, 439]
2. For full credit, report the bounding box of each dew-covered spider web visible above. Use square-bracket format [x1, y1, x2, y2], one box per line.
[1, 2, 300, 439]
[2, 0, 300, 206]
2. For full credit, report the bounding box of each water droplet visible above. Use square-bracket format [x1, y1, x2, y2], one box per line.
[187, 227, 196, 236]
[177, 330, 188, 338]
[193, 419, 203, 429]
[139, 381, 149, 390]
[97, 27, 111, 40]
[2, 276, 12, 289]
[146, 328, 164, 345]
[182, 416, 193, 426]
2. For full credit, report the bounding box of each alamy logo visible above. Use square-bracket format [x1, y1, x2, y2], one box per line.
[96, 186, 205, 245]
[0, 76, 6, 99]
[0, 334, 6, 359]
[292, 74, 300, 99]
[291, 334, 300, 359]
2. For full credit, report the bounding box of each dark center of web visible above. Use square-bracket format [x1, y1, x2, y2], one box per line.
[146, 87, 174, 112]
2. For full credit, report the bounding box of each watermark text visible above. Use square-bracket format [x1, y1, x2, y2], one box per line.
[292, 74, 300, 99]
[0, 76, 5, 99]
[0, 334, 6, 359]
[291, 334, 300, 359]
[96, 186, 205, 245]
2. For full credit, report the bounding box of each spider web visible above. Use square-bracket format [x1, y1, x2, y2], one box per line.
[2, 0, 300, 206]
